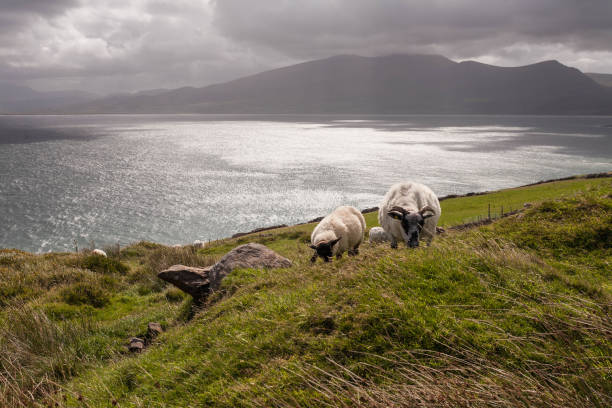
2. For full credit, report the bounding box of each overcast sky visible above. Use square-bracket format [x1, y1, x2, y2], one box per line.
[1, 0, 611, 94]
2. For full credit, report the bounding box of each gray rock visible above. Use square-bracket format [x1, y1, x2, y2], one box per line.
[157, 243, 291, 304]
[128, 337, 144, 352]
[157, 264, 212, 301]
[147, 322, 163, 338]
[208, 243, 292, 291]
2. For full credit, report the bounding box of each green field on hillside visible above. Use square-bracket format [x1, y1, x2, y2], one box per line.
[1, 176, 610, 407]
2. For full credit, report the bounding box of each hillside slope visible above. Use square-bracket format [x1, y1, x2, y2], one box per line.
[60, 55, 612, 115]
[0, 176, 610, 407]
[588, 72, 612, 87]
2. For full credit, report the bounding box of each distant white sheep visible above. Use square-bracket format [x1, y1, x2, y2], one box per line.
[193, 240, 204, 248]
[378, 182, 441, 248]
[310, 205, 366, 263]
[368, 227, 390, 243]
[91, 248, 107, 257]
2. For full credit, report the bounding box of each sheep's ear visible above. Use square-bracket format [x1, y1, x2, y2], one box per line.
[388, 211, 403, 220]
[419, 205, 436, 219]
[330, 237, 341, 247]
[309, 244, 318, 250]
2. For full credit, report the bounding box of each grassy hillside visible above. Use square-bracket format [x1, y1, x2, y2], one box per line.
[1, 176, 610, 407]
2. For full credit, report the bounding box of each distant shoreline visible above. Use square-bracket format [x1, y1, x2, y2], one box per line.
[3, 113, 612, 117]
[1, 172, 609, 253]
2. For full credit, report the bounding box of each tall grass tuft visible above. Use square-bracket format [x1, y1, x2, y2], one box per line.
[0, 304, 93, 406]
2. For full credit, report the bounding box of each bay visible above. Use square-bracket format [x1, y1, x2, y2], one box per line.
[0, 114, 610, 252]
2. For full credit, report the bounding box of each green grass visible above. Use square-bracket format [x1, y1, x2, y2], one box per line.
[364, 176, 611, 228]
[1, 176, 610, 407]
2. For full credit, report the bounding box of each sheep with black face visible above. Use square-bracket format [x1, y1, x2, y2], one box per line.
[379, 182, 441, 248]
[310, 206, 366, 263]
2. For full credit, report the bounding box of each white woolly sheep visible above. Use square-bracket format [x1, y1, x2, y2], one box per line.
[368, 226, 390, 243]
[92, 248, 107, 257]
[378, 182, 441, 248]
[193, 240, 204, 248]
[310, 205, 366, 263]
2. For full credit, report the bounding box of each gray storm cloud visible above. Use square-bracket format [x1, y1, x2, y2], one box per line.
[212, 0, 612, 57]
[0, 0, 611, 94]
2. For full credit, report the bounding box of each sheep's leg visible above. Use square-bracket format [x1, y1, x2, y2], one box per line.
[336, 252, 343, 260]
[390, 237, 398, 249]
[349, 243, 360, 256]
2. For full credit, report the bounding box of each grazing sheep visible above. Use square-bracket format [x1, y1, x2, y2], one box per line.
[378, 182, 441, 248]
[193, 240, 204, 248]
[310, 205, 366, 263]
[368, 226, 390, 243]
[92, 248, 107, 257]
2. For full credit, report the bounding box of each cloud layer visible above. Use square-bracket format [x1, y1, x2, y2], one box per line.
[1, 0, 611, 94]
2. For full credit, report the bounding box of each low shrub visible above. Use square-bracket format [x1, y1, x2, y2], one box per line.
[60, 282, 110, 308]
[81, 254, 129, 274]
[43, 302, 95, 320]
[165, 287, 186, 303]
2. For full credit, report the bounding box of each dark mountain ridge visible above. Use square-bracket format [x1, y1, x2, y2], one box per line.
[55, 54, 612, 114]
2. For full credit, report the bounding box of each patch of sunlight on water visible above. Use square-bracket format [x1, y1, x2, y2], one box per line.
[0, 114, 610, 252]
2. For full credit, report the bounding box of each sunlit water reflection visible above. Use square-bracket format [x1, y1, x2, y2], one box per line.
[0, 114, 610, 252]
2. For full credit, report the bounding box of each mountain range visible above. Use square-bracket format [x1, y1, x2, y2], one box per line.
[0, 83, 96, 114]
[587, 73, 612, 88]
[3, 55, 612, 115]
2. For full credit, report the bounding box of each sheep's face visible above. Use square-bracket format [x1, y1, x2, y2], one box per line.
[388, 210, 433, 248]
[310, 237, 341, 263]
[401, 213, 425, 248]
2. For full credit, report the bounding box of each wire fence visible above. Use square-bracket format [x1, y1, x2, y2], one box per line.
[452, 203, 524, 230]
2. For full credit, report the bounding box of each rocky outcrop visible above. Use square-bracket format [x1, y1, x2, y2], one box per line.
[128, 337, 144, 353]
[147, 322, 163, 338]
[208, 243, 292, 291]
[157, 265, 213, 302]
[158, 243, 291, 303]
